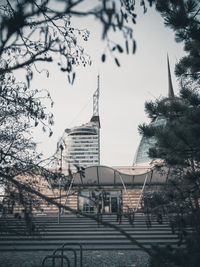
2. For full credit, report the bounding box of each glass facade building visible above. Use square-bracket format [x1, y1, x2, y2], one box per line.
[134, 118, 166, 165]
[54, 84, 101, 170]
[134, 56, 176, 166]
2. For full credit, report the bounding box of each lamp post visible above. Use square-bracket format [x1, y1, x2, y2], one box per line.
[58, 144, 64, 224]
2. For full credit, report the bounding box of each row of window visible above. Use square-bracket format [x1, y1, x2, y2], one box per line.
[68, 148, 98, 152]
[68, 160, 98, 164]
[68, 144, 98, 149]
[67, 140, 98, 144]
[67, 152, 98, 156]
[67, 155, 98, 159]
[70, 136, 98, 140]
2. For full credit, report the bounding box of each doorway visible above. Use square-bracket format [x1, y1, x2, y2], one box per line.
[78, 190, 122, 214]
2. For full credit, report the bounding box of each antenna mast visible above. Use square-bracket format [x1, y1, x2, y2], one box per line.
[93, 75, 100, 117]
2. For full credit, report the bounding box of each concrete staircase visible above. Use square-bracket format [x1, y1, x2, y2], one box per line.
[0, 213, 183, 252]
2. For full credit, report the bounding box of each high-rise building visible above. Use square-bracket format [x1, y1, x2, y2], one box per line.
[62, 119, 100, 168]
[56, 76, 100, 169]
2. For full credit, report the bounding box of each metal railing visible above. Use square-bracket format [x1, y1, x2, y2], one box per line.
[42, 242, 83, 267]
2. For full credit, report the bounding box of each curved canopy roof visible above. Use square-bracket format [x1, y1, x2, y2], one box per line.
[71, 165, 166, 186]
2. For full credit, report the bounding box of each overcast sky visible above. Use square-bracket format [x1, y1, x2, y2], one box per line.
[17, 2, 186, 167]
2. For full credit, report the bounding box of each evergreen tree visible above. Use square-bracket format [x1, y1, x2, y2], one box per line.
[137, 1, 200, 265]
[154, 0, 200, 82]
[139, 78, 200, 267]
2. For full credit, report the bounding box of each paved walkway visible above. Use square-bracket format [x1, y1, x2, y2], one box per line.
[0, 250, 149, 267]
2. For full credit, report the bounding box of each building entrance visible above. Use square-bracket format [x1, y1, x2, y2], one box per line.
[78, 190, 122, 214]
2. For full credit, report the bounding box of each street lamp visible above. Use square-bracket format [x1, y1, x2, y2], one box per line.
[58, 144, 64, 224]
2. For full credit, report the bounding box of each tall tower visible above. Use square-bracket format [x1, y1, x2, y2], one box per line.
[90, 75, 101, 164]
[56, 76, 101, 169]
[133, 56, 175, 166]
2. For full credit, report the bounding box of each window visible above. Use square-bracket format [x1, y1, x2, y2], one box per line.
[78, 190, 122, 214]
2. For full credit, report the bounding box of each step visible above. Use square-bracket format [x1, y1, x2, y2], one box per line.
[0, 214, 183, 252]
[0, 238, 181, 247]
[0, 230, 176, 237]
[0, 234, 178, 241]
[0, 244, 186, 251]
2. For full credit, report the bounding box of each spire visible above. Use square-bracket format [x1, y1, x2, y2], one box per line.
[167, 54, 175, 98]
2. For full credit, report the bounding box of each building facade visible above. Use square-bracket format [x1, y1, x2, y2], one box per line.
[61, 119, 100, 168]
[55, 76, 100, 170]
[41, 57, 175, 215]
[2, 59, 174, 216]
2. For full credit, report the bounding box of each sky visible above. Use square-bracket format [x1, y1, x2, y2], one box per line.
[17, 2, 186, 167]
